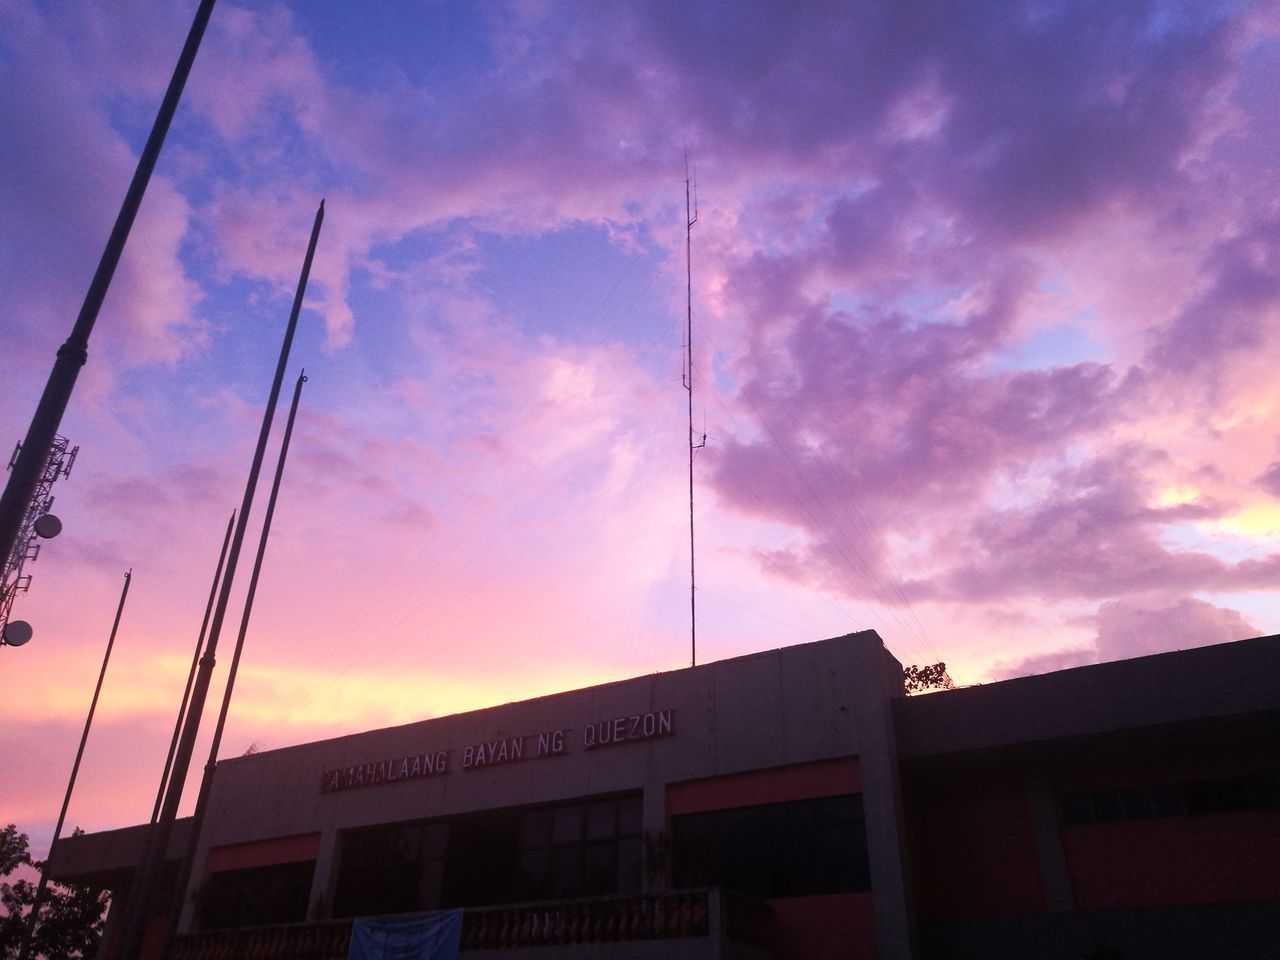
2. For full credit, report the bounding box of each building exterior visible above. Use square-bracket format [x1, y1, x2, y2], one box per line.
[49, 630, 1280, 959]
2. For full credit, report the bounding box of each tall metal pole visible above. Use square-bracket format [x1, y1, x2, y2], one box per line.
[161, 371, 307, 959]
[151, 511, 235, 824]
[17, 570, 132, 960]
[684, 159, 699, 668]
[0, 0, 216, 580]
[115, 201, 324, 959]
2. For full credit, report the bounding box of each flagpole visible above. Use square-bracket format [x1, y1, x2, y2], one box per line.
[161, 371, 308, 958]
[17, 571, 132, 960]
[151, 511, 235, 824]
[115, 199, 324, 960]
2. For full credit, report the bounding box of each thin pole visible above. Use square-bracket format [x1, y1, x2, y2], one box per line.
[684, 157, 699, 668]
[161, 371, 308, 959]
[0, 0, 216, 579]
[116, 200, 324, 960]
[151, 511, 235, 824]
[17, 570, 132, 960]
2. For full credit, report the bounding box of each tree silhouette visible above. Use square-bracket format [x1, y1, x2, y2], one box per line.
[0, 825, 107, 960]
[903, 662, 955, 694]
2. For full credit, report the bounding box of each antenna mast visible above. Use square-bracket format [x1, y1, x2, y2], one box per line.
[684, 155, 705, 667]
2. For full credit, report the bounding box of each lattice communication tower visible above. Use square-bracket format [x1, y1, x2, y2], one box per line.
[1, 434, 77, 647]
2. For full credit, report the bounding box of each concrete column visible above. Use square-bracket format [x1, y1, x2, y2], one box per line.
[97, 885, 131, 960]
[176, 842, 208, 934]
[1024, 772, 1075, 912]
[852, 642, 918, 960]
[641, 783, 670, 893]
[308, 827, 341, 919]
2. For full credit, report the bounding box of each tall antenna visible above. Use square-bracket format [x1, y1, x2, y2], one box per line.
[17, 569, 130, 960]
[1, 435, 77, 649]
[115, 199, 324, 960]
[684, 153, 705, 668]
[162, 371, 308, 958]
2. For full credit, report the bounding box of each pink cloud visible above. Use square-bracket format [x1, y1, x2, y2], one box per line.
[1256, 462, 1280, 498]
[1094, 594, 1259, 660]
[991, 594, 1260, 679]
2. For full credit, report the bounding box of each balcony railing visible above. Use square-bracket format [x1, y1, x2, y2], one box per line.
[461, 890, 709, 948]
[174, 888, 771, 960]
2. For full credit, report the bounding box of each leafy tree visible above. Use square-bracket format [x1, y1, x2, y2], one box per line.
[903, 662, 955, 694]
[0, 825, 108, 960]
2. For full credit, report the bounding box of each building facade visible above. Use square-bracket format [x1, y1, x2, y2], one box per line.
[50, 630, 1280, 959]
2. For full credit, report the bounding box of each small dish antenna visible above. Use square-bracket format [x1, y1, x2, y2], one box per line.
[2, 620, 33, 647]
[34, 514, 62, 539]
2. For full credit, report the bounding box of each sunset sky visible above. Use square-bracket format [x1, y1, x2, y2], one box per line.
[2, 0, 1279, 857]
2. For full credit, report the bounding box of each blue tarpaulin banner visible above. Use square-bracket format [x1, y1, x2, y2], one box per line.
[346, 910, 463, 960]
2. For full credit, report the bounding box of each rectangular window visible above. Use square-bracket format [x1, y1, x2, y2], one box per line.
[198, 860, 314, 930]
[333, 822, 448, 918]
[517, 793, 643, 901]
[1059, 771, 1280, 827]
[671, 794, 871, 899]
[333, 792, 644, 917]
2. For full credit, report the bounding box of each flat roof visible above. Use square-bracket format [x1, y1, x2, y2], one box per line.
[894, 633, 1280, 759]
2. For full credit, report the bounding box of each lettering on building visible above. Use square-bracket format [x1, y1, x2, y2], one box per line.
[582, 709, 674, 750]
[319, 711, 673, 794]
[536, 729, 566, 757]
[321, 750, 450, 794]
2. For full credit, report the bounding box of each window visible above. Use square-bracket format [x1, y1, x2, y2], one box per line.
[671, 794, 870, 899]
[333, 792, 643, 917]
[198, 860, 314, 930]
[333, 821, 448, 917]
[518, 794, 643, 900]
[1060, 771, 1280, 827]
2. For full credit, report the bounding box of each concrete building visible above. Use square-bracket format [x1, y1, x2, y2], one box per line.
[50, 630, 1280, 959]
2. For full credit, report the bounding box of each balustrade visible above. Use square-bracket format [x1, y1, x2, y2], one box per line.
[176, 888, 757, 957]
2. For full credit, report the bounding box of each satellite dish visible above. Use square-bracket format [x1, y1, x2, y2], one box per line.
[34, 514, 62, 539]
[2, 620, 33, 647]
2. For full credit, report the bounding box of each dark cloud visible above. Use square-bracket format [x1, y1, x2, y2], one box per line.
[1147, 218, 1280, 376]
[607, 1, 1241, 242]
[920, 3, 1238, 240]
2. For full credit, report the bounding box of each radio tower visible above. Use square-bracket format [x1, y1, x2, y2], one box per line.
[684, 155, 705, 667]
[1, 435, 77, 648]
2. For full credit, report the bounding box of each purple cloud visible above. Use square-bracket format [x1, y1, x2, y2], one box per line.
[1256, 461, 1280, 498]
[992, 594, 1260, 679]
[706, 266, 1136, 596]
[1147, 218, 1280, 377]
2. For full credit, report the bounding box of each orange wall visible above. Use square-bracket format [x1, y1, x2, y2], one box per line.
[206, 833, 320, 873]
[771, 894, 875, 960]
[1064, 810, 1280, 908]
[666, 757, 860, 815]
[1053, 736, 1280, 908]
[666, 759, 873, 959]
[905, 768, 1045, 919]
[907, 734, 1280, 920]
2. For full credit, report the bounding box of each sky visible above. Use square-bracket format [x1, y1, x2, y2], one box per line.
[1, 0, 1278, 857]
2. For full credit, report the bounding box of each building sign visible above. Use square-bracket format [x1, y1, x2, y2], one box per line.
[583, 709, 673, 749]
[321, 751, 449, 793]
[320, 709, 674, 795]
[461, 728, 566, 769]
